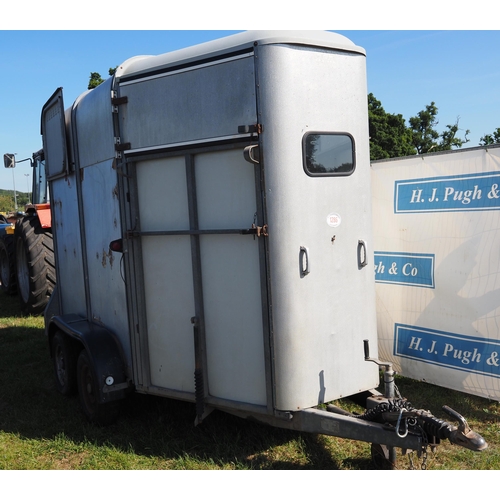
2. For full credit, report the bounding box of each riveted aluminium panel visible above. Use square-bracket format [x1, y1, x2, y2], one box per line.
[50, 173, 86, 317]
[73, 79, 116, 169]
[118, 55, 256, 151]
[79, 158, 132, 370]
[257, 43, 379, 410]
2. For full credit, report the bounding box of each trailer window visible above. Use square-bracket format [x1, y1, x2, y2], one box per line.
[303, 133, 355, 176]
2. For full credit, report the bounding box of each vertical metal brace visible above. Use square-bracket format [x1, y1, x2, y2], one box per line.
[186, 154, 210, 425]
[111, 93, 129, 157]
[191, 316, 205, 424]
[363, 339, 395, 399]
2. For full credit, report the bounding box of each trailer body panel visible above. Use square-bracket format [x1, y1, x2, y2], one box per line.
[257, 43, 378, 409]
[44, 30, 377, 416]
[119, 55, 257, 151]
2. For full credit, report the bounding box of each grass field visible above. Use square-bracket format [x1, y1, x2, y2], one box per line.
[0, 292, 498, 472]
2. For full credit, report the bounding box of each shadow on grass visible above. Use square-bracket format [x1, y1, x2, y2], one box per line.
[3, 303, 495, 469]
[0, 322, 355, 469]
[0, 292, 25, 319]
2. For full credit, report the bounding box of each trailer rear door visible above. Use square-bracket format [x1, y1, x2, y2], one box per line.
[133, 146, 268, 407]
[41, 88, 87, 317]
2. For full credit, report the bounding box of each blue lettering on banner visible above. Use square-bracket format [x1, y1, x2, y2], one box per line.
[394, 171, 500, 213]
[374, 251, 434, 288]
[394, 324, 500, 377]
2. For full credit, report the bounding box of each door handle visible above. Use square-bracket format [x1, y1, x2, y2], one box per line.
[358, 240, 368, 268]
[300, 246, 310, 277]
[243, 145, 260, 164]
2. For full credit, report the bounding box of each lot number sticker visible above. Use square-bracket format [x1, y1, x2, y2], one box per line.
[327, 213, 341, 227]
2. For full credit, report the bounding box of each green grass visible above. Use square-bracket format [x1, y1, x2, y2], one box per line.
[0, 292, 498, 470]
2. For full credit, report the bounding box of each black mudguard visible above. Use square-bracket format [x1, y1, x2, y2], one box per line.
[47, 314, 129, 403]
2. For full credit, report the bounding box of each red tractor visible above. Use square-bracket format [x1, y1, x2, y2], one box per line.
[1, 150, 55, 315]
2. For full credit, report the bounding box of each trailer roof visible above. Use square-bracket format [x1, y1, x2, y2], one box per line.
[115, 30, 364, 82]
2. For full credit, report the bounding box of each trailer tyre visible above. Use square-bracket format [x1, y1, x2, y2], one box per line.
[15, 216, 55, 315]
[0, 235, 17, 295]
[51, 331, 78, 396]
[77, 349, 120, 426]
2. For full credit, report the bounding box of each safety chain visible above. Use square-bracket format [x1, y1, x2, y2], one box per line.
[408, 422, 429, 470]
[346, 390, 486, 469]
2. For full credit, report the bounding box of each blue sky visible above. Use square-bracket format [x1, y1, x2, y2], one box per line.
[1, 28, 499, 191]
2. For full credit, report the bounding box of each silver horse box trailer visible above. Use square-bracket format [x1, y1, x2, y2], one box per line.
[42, 30, 486, 468]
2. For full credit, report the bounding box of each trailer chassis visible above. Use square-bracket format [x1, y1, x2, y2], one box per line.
[209, 340, 487, 469]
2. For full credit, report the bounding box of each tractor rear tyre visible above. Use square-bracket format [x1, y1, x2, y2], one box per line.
[0, 235, 17, 295]
[15, 216, 56, 315]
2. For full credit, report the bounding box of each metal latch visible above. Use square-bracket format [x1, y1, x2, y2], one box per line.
[241, 224, 268, 237]
[238, 124, 263, 134]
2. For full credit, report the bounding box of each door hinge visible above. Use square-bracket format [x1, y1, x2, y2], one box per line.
[114, 137, 131, 158]
[111, 93, 128, 113]
[111, 96, 128, 106]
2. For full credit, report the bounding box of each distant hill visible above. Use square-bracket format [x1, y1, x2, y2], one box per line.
[0, 189, 10, 196]
[0, 189, 28, 198]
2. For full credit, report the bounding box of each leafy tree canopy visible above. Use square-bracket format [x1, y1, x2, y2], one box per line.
[0, 191, 29, 213]
[439, 120, 470, 151]
[88, 67, 118, 90]
[0, 194, 13, 213]
[479, 128, 500, 145]
[368, 93, 415, 160]
[408, 101, 470, 154]
[369, 95, 472, 159]
[408, 102, 440, 154]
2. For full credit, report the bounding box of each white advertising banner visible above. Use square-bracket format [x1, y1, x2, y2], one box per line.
[372, 145, 500, 401]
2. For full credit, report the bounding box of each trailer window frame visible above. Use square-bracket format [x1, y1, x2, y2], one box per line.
[302, 132, 355, 177]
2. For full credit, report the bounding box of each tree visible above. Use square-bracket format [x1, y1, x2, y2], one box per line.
[480, 128, 500, 145]
[88, 67, 118, 90]
[408, 102, 440, 154]
[368, 93, 416, 160]
[0, 194, 13, 213]
[438, 118, 470, 151]
[88, 72, 104, 90]
[408, 102, 469, 154]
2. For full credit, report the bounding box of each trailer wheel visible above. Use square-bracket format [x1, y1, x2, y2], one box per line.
[15, 216, 55, 315]
[77, 349, 119, 426]
[0, 235, 17, 294]
[371, 443, 397, 470]
[51, 331, 77, 396]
